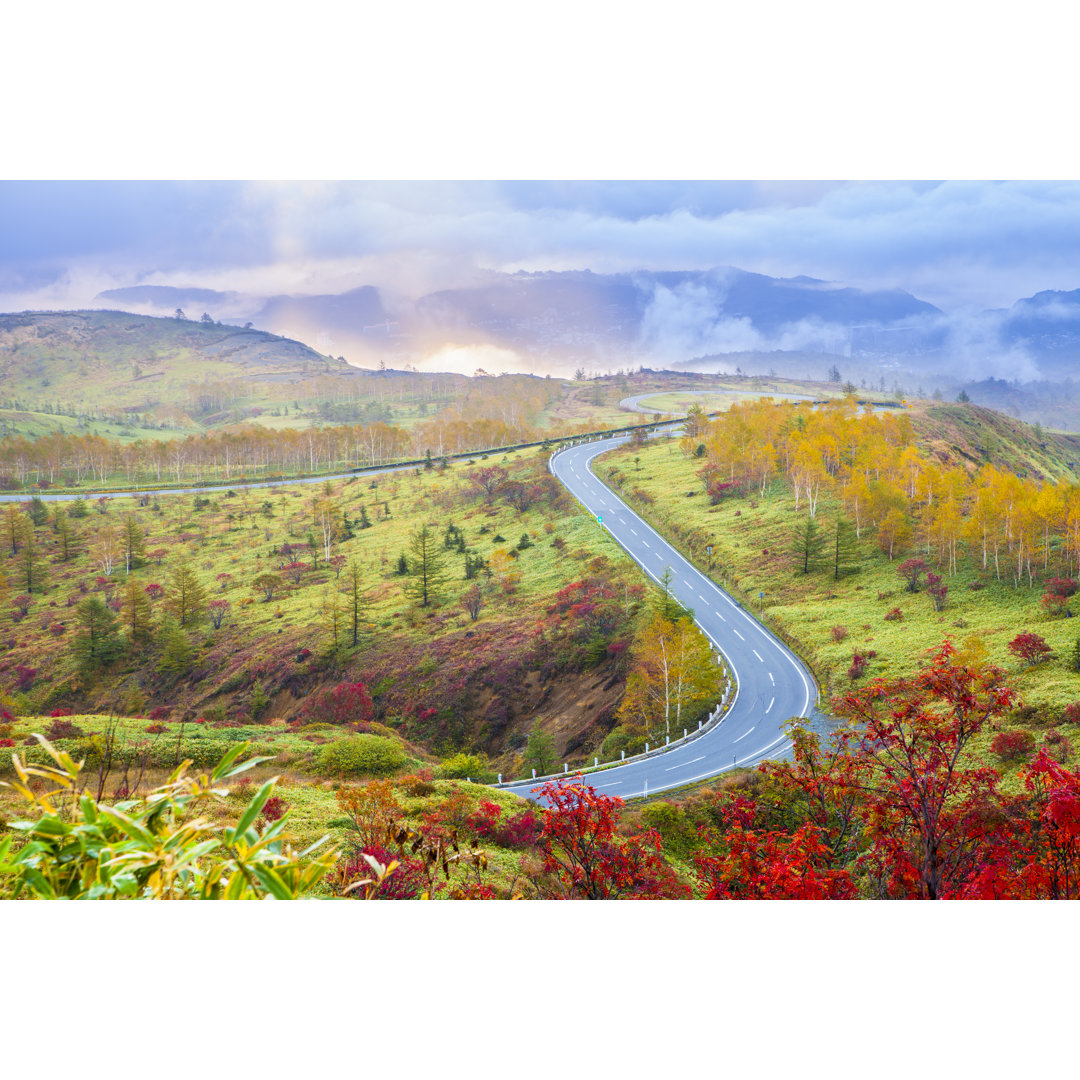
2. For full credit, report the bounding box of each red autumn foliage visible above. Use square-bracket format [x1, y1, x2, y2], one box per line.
[300, 681, 375, 727]
[848, 653, 869, 680]
[832, 641, 1018, 899]
[926, 572, 948, 611]
[13, 665, 36, 692]
[897, 557, 930, 592]
[283, 561, 308, 584]
[0, 738, 14, 749]
[1008, 632, 1053, 667]
[694, 795, 857, 899]
[990, 729, 1036, 762]
[534, 776, 690, 899]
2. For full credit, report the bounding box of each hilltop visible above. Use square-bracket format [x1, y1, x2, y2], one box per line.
[0, 309, 346, 413]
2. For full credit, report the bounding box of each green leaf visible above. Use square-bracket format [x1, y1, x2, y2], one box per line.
[251, 863, 294, 900]
[230, 780, 277, 840]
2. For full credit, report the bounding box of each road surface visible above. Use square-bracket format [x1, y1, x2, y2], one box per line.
[501, 433, 820, 802]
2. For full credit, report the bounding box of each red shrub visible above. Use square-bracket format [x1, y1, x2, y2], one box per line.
[831, 625, 849, 642]
[45, 719, 84, 740]
[145, 723, 168, 734]
[884, 607, 903, 622]
[1008, 632, 1053, 667]
[261, 795, 287, 823]
[848, 653, 869, 680]
[148, 706, 171, 721]
[496, 807, 543, 850]
[990, 729, 1036, 762]
[0, 738, 14, 748]
[12, 594, 32, 616]
[339, 844, 427, 900]
[13, 665, 37, 692]
[300, 681, 375, 727]
[48, 708, 71, 718]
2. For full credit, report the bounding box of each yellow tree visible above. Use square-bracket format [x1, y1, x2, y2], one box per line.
[618, 614, 723, 741]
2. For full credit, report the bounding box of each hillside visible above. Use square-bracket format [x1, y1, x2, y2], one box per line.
[909, 402, 1080, 482]
[0, 309, 346, 413]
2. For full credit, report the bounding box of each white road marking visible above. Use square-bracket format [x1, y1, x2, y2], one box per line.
[665, 755, 706, 771]
[769, 672, 775, 685]
[766, 697, 774, 714]
[698, 594, 707, 603]
[733, 726, 755, 743]
[642, 540, 651, 548]
[752, 649, 764, 662]
[732, 628, 744, 640]
[630, 528, 638, 536]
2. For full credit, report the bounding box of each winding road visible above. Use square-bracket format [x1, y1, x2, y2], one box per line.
[501, 433, 820, 802]
[2, 426, 823, 802]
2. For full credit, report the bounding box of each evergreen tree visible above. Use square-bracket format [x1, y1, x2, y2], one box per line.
[522, 721, 558, 776]
[358, 504, 372, 529]
[792, 517, 826, 574]
[27, 496, 49, 526]
[54, 508, 75, 562]
[120, 575, 153, 650]
[157, 617, 194, 675]
[832, 516, 859, 580]
[164, 559, 207, 627]
[73, 595, 123, 671]
[404, 523, 449, 607]
[17, 524, 44, 592]
[320, 584, 344, 651]
[122, 513, 146, 573]
[345, 557, 366, 648]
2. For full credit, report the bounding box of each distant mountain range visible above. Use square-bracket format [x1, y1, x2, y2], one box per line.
[94, 269, 1080, 384]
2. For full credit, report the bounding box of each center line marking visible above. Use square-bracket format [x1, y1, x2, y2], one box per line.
[665, 755, 705, 771]
[769, 672, 775, 685]
[733, 726, 755, 743]
[732, 628, 744, 640]
[630, 528, 638, 536]
[766, 697, 775, 714]
[752, 649, 763, 662]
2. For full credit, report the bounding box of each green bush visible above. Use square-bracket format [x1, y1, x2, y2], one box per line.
[316, 735, 407, 777]
[438, 752, 495, 782]
[640, 801, 699, 860]
[599, 725, 646, 761]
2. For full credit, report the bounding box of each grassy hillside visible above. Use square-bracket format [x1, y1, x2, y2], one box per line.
[595, 426, 1080, 770]
[0, 447, 669, 779]
[909, 401, 1080, 483]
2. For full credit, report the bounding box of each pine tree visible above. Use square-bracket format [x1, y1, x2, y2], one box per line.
[404, 524, 449, 607]
[122, 513, 146, 573]
[164, 559, 207, 627]
[120, 576, 153, 650]
[73, 595, 123, 671]
[54, 508, 75, 562]
[17, 524, 45, 592]
[792, 517, 825, 574]
[345, 557, 365, 648]
[320, 585, 344, 651]
[157, 617, 194, 675]
[522, 722, 558, 776]
[832, 516, 859, 580]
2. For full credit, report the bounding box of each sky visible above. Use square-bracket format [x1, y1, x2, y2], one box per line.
[4, 180, 1080, 316]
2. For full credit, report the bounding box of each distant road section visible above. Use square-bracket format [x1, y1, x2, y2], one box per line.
[501, 432, 819, 803]
[618, 388, 818, 415]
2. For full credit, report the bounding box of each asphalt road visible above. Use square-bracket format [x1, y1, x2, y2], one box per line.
[501, 433, 819, 802]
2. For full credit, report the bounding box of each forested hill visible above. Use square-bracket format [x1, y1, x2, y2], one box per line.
[0, 310, 348, 409]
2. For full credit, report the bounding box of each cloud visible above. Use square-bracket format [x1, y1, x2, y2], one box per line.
[4, 180, 1080, 323]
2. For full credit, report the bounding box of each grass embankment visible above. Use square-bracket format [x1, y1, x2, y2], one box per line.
[595, 436, 1080, 774]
